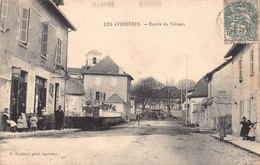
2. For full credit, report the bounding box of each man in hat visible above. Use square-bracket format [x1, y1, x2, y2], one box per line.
[55, 105, 64, 130]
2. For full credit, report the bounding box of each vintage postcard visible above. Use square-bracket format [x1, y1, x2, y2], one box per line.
[0, 0, 259, 165]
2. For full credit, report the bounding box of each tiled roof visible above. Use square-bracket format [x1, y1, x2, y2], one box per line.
[84, 56, 133, 80]
[188, 76, 206, 92]
[67, 68, 86, 75]
[224, 44, 246, 58]
[66, 78, 85, 95]
[86, 56, 119, 74]
[205, 59, 232, 80]
[188, 78, 208, 98]
[104, 93, 126, 104]
[45, 0, 76, 31]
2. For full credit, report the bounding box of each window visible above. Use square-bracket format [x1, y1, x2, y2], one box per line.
[103, 92, 106, 101]
[56, 38, 62, 64]
[238, 57, 243, 82]
[93, 57, 97, 64]
[0, 0, 8, 31]
[96, 91, 100, 100]
[41, 22, 49, 58]
[20, 8, 30, 44]
[250, 50, 254, 76]
[240, 100, 244, 120]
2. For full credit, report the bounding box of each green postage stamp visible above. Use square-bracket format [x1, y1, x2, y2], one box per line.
[224, 0, 259, 43]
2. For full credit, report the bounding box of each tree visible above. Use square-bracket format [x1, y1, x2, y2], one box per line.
[131, 77, 164, 113]
[177, 79, 195, 103]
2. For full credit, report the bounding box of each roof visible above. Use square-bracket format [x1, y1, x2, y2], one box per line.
[205, 59, 232, 80]
[84, 56, 134, 80]
[224, 44, 246, 58]
[188, 76, 206, 92]
[44, 0, 76, 31]
[66, 78, 85, 95]
[104, 93, 126, 104]
[87, 50, 102, 55]
[188, 78, 208, 98]
[67, 68, 86, 75]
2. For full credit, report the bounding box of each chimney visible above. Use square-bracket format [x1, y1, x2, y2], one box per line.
[119, 67, 124, 74]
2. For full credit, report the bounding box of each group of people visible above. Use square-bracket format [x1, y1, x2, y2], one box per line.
[2, 105, 65, 132]
[129, 113, 141, 125]
[218, 116, 257, 142]
[240, 117, 257, 141]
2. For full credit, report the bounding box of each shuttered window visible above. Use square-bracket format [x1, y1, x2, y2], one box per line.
[56, 38, 62, 64]
[238, 57, 242, 82]
[41, 22, 48, 58]
[0, 0, 8, 31]
[20, 8, 30, 44]
[250, 50, 254, 76]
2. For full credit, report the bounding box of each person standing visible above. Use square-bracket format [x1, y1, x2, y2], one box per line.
[17, 116, 24, 132]
[240, 117, 248, 140]
[30, 114, 38, 132]
[55, 105, 64, 130]
[136, 114, 141, 125]
[2, 108, 10, 131]
[219, 124, 226, 142]
[248, 122, 257, 141]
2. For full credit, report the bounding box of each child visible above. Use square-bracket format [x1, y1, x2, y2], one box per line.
[248, 122, 257, 141]
[17, 116, 24, 132]
[30, 114, 38, 132]
[219, 124, 226, 142]
[6, 120, 17, 132]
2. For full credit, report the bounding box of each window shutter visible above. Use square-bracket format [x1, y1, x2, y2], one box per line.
[0, 0, 8, 31]
[250, 50, 254, 75]
[20, 8, 29, 44]
[56, 38, 62, 64]
[41, 22, 48, 57]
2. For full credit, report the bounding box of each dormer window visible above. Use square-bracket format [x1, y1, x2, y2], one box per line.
[93, 57, 97, 64]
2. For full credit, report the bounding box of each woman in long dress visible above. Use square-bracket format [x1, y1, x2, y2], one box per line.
[240, 117, 248, 140]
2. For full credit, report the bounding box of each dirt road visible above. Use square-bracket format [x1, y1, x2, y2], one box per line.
[0, 120, 259, 165]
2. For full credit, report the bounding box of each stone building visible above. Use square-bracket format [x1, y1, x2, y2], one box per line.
[203, 60, 232, 132]
[83, 56, 133, 120]
[224, 44, 260, 142]
[0, 0, 76, 130]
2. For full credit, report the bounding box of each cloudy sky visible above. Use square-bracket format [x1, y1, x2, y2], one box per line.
[60, 0, 232, 84]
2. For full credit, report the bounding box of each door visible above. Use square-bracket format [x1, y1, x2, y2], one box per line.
[54, 83, 60, 112]
[10, 78, 27, 121]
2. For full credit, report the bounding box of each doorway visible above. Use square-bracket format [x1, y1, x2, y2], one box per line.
[54, 83, 60, 112]
[10, 71, 27, 122]
[34, 76, 47, 115]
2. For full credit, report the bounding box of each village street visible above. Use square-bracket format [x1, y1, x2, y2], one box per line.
[0, 120, 259, 165]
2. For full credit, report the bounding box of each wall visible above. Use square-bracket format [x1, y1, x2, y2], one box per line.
[84, 74, 131, 120]
[205, 62, 232, 129]
[0, 0, 70, 130]
[231, 44, 260, 142]
[188, 97, 205, 124]
[65, 95, 84, 116]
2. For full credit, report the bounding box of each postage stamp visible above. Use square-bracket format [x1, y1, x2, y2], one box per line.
[224, 0, 259, 43]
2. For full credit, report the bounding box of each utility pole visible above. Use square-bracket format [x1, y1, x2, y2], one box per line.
[185, 55, 188, 125]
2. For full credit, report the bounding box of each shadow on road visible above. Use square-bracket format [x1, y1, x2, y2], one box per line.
[37, 119, 203, 139]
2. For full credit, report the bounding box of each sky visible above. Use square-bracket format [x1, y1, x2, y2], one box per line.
[60, 0, 232, 84]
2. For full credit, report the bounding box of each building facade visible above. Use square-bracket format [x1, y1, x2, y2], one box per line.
[83, 56, 133, 120]
[0, 0, 76, 130]
[224, 44, 260, 142]
[188, 77, 208, 125]
[203, 60, 232, 132]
